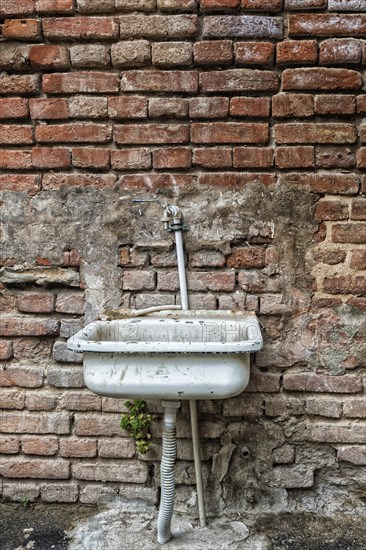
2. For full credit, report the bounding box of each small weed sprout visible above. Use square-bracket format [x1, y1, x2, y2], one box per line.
[120, 399, 154, 455]
[20, 497, 30, 508]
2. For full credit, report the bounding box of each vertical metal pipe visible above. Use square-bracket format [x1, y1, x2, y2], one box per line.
[174, 224, 207, 528]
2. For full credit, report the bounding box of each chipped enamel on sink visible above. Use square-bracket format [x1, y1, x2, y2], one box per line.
[67, 310, 263, 400]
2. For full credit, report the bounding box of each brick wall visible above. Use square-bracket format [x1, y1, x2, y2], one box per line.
[0, 0, 365, 515]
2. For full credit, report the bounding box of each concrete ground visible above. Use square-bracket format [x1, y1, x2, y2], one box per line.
[2, 502, 366, 549]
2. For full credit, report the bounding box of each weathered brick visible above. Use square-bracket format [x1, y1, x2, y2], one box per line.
[32, 147, 70, 169]
[285, 0, 325, 7]
[72, 147, 109, 169]
[189, 250, 226, 268]
[0, 412, 70, 434]
[98, 438, 135, 458]
[30, 98, 68, 119]
[277, 40, 317, 65]
[0, 436, 19, 454]
[0, 0, 35, 15]
[120, 70, 198, 92]
[189, 97, 229, 119]
[272, 445, 295, 464]
[111, 41, 150, 67]
[230, 97, 270, 117]
[350, 250, 366, 270]
[283, 68, 361, 91]
[233, 147, 273, 168]
[153, 147, 191, 169]
[289, 15, 366, 37]
[284, 373, 362, 393]
[53, 341, 83, 364]
[42, 173, 115, 189]
[332, 224, 366, 244]
[223, 395, 264, 418]
[22, 435, 58, 455]
[59, 438, 97, 458]
[0, 389, 25, 409]
[114, 124, 189, 145]
[119, 174, 195, 190]
[343, 399, 366, 418]
[108, 96, 147, 119]
[0, 365, 44, 388]
[0, 150, 32, 170]
[193, 147, 232, 168]
[0, 174, 39, 194]
[0, 457, 69, 479]
[319, 38, 362, 65]
[116, 0, 157, 10]
[0, 98, 28, 119]
[227, 247, 266, 268]
[185, 293, 217, 310]
[26, 393, 57, 411]
[111, 149, 151, 170]
[275, 146, 314, 169]
[36, 0, 74, 12]
[351, 199, 366, 220]
[123, 270, 155, 290]
[158, 0, 197, 10]
[242, 0, 283, 10]
[41, 483, 78, 503]
[326, 276, 365, 294]
[55, 292, 84, 314]
[199, 172, 276, 187]
[0, 74, 39, 95]
[35, 123, 111, 143]
[152, 42, 192, 66]
[43, 17, 118, 39]
[148, 98, 188, 119]
[238, 271, 280, 293]
[271, 465, 314, 489]
[235, 42, 274, 65]
[246, 370, 280, 392]
[297, 423, 366, 444]
[193, 41, 233, 65]
[77, 0, 115, 12]
[0, 44, 32, 71]
[72, 460, 148, 482]
[47, 366, 84, 388]
[306, 397, 342, 418]
[338, 447, 366, 465]
[201, 0, 240, 8]
[0, 318, 58, 337]
[200, 69, 278, 92]
[29, 45, 69, 69]
[16, 292, 55, 313]
[191, 122, 269, 144]
[316, 146, 355, 169]
[60, 319, 83, 338]
[119, 14, 197, 39]
[265, 397, 305, 417]
[314, 95, 355, 116]
[275, 123, 357, 144]
[314, 200, 349, 221]
[259, 294, 293, 314]
[61, 391, 101, 411]
[0, 125, 33, 145]
[69, 45, 109, 68]
[43, 72, 119, 94]
[3, 19, 41, 41]
[358, 125, 366, 144]
[203, 16, 283, 39]
[74, 413, 125, 436]
[272, 93, 314, 118]
[0, 340, 13, 361]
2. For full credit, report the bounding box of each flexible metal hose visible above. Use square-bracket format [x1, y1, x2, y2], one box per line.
[157, 420, 177, 544]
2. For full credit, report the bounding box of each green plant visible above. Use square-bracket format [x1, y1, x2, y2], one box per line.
[120, 399, 154, 455]
[20, 497, 30, 508]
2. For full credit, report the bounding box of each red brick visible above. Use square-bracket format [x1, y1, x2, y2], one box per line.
[0, 340, 13, 360]
[72, 460, 148, 483]
[74, 413, 124, 436]
[148, 98, 188, 119]
[72, 148, 109, 169]
[35, 124, 110, 143]
[120, 70, 198, 92]
[0, 318, 58, 337]
[16, 293, 55, 313]
[3, 18, 41, 40]
[200, 69, 278, 92]
[283, 68, 361, 91]
[275, 146, 314, 169]
[282, 172, 359, 194]
[319, 38, 362, 65]
[32, 147, 70, 169]
[289, 14, 366, 37]
[230, 97, 270, 117]
[323, 276, 366, 294]
[351, 250, 366, 270]
[275, 123, 356, 144]
[153, 147, 191, 169]
[62, 249, 81, 268]
[277, 40, 317, 65]
[189, 97, 228, 119]
[235, 42, 274, 64]
[22, 436, 58, 455]
[193, 147, 232, 168]
[315, 95, 355, 115]
[272, 93, 314, 118]
[347, 297, 366, 312]
[36, 0, 74, 12]
[119, 14, 197, 39]
[0, 436, 19, 454]
[191, 122, 268, 144]
[314, 200, 349, 221]
[114, 124, 189, 145]
[119, 173, 195, 190]
[227, 247, 265, 268]
[111, 148, 151, 170]
[108, 96, 147, 119]
[0, 98, 28, 119]
[0, 365, 44, 388]
[43, 72, 118, 94]
[201, 0, 240, 8]
[43, 16, 118, 39]
[0, 174, 39, 194]
[356, 148, 366, 169]
[193, 41, 233, 65]
[284, 373, 362, 393]
[351, 199, 366, 220]
[233, 147, 273, 168]
[42, 173, 115, 189]
[0, 125, 33, 145]
[29, 45, 69, 69]
[357, 95, 366, 114]
[59, 438, 97, 458]
[316, 146, 355, 169]
[29, 98, 68, 119]
[199, 172, 276, 187]
[0, 150, 32, 170]
[77, 0, 117, 11]
[241, 0, 282, 9]
[238, 271, 281, 292]
[0, 74, 39, 95]
[0, 0, 35, 15]
[0, 457, 69, 479]
[332, 224, 366, 244]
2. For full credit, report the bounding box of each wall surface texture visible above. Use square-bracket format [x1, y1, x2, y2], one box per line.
[0, 0, 366, 516]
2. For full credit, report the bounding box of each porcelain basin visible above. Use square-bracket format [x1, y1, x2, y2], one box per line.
[67, 310, 262, 400]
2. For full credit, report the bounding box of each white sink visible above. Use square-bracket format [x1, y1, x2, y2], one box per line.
[67, 310, 262, 400]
